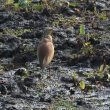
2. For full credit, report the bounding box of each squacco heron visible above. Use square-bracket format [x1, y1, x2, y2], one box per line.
[37, 28, 54, 70]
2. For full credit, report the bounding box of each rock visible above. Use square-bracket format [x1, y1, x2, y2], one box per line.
[69, 88, 75, 95]
[60, 7, 75, 16]
[7, 106, 18, 110]
[62, 38, 77, 49]
[66, 27, 75, 36]
[88, 38, 100, 45]
[22, 12, 33, 20]
[76, 99, 86, 106]
[61, 77, 74, 83]
[32, 0, 41, 3]
[14, 68, 28, 77]
[40, 94, 52, 103]
[0, 35, 21, 58]
[24, 77, 35, 87]
[0, 5, 5, 11]
[55, 31, 67, 38]
[0, 12, 11, 24]
[19, 32, 34, 39]
[14, 0, 19, 3]
[96, 1, 106, 9]
[23, 107, 33, 110]
[12, 51, 37, 66]
[32, 12, 42, 21]
[41, 8, 51, 17]
[17, 81, 27, 93]
[0, 85, 7, 95]
[85, 2, 95, 11]
[76, 98, 92, 109]
[35, 74, 42, 79]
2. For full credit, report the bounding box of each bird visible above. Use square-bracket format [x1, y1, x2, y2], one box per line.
[37, 28, 54, 71]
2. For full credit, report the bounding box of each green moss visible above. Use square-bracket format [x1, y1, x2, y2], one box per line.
[15, 68, 29, 77]
[51, 99, 78, 110]
[81, 43, 95, 56]
[69, 2, 79, 7]
[6, 0, 14, 5]
[32, 3, 44, 11]
[96, 12, 108, 21]
[14, 3, 20, 11]
[52, 15, 78, 27]
[80, 24, 85, 35]
[0, 65, 4, 73]
[3, 28, 32, 37]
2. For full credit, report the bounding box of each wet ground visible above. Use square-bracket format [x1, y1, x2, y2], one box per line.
[0, 0, 110, 110]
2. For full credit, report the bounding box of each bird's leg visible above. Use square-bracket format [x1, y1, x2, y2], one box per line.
[49, 65, 51, 77]
[41, 68, 44, 74]
[47, 65, 51, 79]
[41, 68, 45, 78]
[40, 68, 44, 80]
[42, 68, 48, 80]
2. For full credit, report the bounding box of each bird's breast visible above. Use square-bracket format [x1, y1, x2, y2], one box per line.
[37, 41, 54, 68]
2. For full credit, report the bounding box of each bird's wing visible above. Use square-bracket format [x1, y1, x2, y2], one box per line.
[37, 44, 44, 68]
[37, 42, 54, 68]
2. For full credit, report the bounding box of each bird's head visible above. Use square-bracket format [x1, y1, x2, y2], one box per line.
[42, 35, 53, 43]
[44, 27, 53, 42]
[45, 27, 53, 35]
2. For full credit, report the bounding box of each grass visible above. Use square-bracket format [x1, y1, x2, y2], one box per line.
[81, 42, 95, 56]
[50, 99, 78, 110]
[95, 12, 108, 21]
[69, 2, 79, 7]
[12, 2, 44, 12]
[2, 28, 32, 37]
[6, 0, 14, 5]
[98, 12, 108, 20]
[52, 15, 79, 27]
[31, 3, 44, 11]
